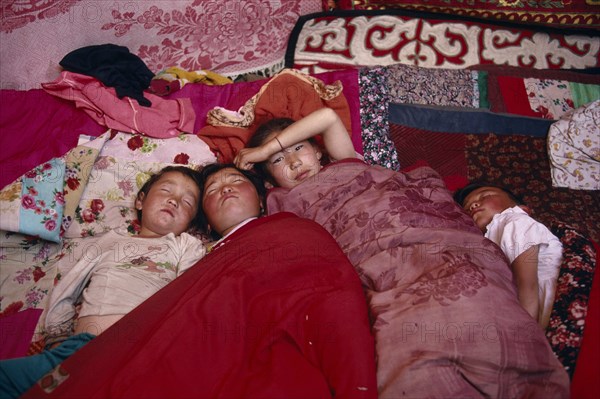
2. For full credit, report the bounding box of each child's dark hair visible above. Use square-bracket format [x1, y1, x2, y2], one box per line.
[453, 182, 525, 206]
[197, 163, 267, 240]
[136, 165, 203, 229]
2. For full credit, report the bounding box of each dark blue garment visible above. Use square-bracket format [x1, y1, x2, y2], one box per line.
[388, 103, 554, 137]
[59, 44, 154, 107]
[0, 333, 95, 398]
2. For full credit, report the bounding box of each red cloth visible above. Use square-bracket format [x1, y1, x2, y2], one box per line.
[571, 240, 600, 399]
[389, 123, 469, 189]
[0, 309, 43, 360]
[496, 75, 541, 118]
[42, 71, 196, 138]
[0, 89, 105, 189]
[23, 213, 377, 398]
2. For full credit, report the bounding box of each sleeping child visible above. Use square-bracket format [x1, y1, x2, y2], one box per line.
[453, 183, 563, 329]
[0, 165, 207, 398]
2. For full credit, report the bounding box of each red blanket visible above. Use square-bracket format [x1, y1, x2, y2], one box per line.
[23, 213, 377, 398]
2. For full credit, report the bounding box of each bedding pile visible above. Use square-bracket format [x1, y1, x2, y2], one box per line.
[268, 160, 570, 397]
[20, 213, 378, 398]
[1, 3, 600, 398]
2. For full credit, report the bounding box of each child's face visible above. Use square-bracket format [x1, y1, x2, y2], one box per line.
[135, 171, 200, 237]
[202, 168, 262, 237]
[462, 187, 517, 232]
[265, 133, 322, 189]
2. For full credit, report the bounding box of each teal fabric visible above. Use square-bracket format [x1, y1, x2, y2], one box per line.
[18, 157, 65, 243]
[0, 333, 94, 398]
[570, 82, 600, 108]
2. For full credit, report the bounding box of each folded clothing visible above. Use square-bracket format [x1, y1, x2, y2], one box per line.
[59, 44, 154, 107]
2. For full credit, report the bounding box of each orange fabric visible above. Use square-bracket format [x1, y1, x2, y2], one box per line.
[198, 72, 352, 163]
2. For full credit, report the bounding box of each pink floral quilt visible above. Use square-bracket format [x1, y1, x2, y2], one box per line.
[267, 159, 570, 397]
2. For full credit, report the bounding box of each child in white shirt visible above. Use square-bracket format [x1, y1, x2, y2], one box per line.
[0, 165, 207, 398]
[454, 183, 562, 329]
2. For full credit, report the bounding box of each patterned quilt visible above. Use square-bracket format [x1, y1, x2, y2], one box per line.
[286, 9, 600, 74]
[331, 0, 600, 30]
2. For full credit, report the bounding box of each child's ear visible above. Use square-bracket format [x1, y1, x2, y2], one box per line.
[135, 193, 145, 210]
[518, 205, 532, 215]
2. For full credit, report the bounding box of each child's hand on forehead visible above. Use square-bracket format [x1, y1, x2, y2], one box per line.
[235, 147, 265, 170]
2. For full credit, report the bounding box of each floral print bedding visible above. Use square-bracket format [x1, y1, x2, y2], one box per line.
[548, 100, 600, 190]
[547, 221, 598, 378]
[0, 137, 104, 243]
[0, 130, 216, 355]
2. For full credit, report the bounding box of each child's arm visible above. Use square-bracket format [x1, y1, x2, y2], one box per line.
[44, 253, 100, 344]
[511, 245, 540, 325]
[235, 107, 356, 170]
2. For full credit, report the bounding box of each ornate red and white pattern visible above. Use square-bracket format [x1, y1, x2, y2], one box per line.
[290, 14, 600, 73]
[0, 0, 322, 90]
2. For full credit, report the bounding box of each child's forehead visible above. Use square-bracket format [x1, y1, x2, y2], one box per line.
[465, 186, 504, 199]
[206, 168, 248, 184]
[156, 171, 200, 191]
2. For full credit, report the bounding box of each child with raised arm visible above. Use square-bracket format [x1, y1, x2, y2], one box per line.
[235, 107, 358, 188]
[453, 182, 563, 328]
[0, 165, 207, 398]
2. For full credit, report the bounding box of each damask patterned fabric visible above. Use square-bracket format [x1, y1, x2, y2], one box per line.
[0, 0, 322, 90]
